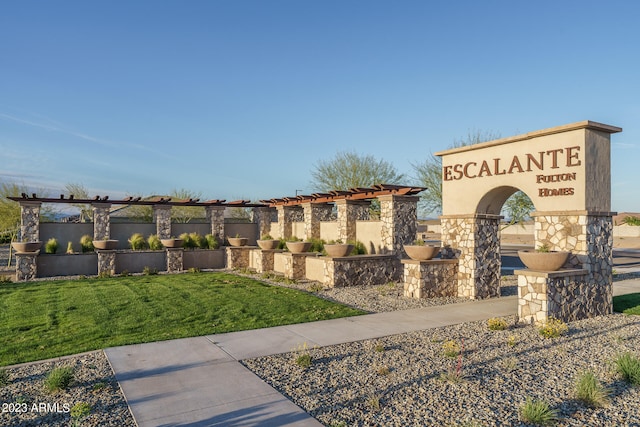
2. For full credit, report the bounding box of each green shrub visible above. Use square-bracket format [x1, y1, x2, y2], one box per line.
[120, 270, 130, 277]
[80, 235, 94, 253]
[293, 342, 313, 368]
[348, 240, 367, 255]
[519, 397, 558, 426]
[191, 232, 207, 249]
[622, 216, 640, 226]
[179, 232, 196, 249]
[147, 234, 163, 250]
[575, 371, 609, 407]
[260, 234, 274, 240]
[188, 267, 201, 274]
[536, 243, 551, 253]
[205, 234, 220, 249]
[0, 275, 12, 284]
[45, 238, 59, 254]
[308, 238, 325, 253]
[487, 317, 508, 331]
[70, 402, 91, 420]
[442, 340, 460, 358]
[66, 241, 74, 254]
[128, 233, 147, 251]
[0, 369, 9, 387]
[413, 238, 425, 246]
[538, 318, 568, 338]
[614, 352, 640, 386]
[45, 366, 74, 392]
[277, 238, 287, 250]
[143, 266, 158, 276]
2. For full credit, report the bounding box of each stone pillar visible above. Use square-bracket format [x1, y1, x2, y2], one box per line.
[19, 201, 41, 242]
[97, 251, 116, 276]
[166, 248, 184, 273]
[276, 206, 304, 239]
[226, 247, 251, 269]
[92, 203, 112, 240]
[251, 248, 278, 273]
[252, 207, 274, 239]
[206, 206, 226, 243]
[531, 210, 614, 319]
[440, 214, 501, 299]
[153, 205, 172, 239]
[302, 203, 333, 240]
[282, 253, 307, 279]
[402, 259, 459, 299]
[15, 253, 38, 281]
[335, 200, 370, 243]
[379, 195, 419, 256]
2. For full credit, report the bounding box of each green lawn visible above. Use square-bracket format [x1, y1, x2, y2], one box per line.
[613, 293, 640, 315]
[0, 272, 365, 366]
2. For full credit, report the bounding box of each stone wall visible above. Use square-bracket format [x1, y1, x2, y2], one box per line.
[323, 255, 399, 287]
[440, 214, 501, 299]
[402, 259, 458, 299]
[379, 195, 418, 256]
[19, 201, 41, 242]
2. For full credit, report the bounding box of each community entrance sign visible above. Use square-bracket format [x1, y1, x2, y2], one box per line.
[436, 121, 622, 323]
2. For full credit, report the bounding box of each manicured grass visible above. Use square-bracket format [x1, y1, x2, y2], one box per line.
[613, 293, 640, 315]
[0, 272, 365, 366]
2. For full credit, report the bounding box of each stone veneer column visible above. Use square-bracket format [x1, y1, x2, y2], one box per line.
[378, 195, 419, 256]
[19, 201, 41, 242]
[440, 214, 501, 299]
[166, 248, 184, 273]
[532, 210, 614, 317]
[252, 207, 274, 239]
[206, 206, 226, 243]
[153, 205, 172, 239]
[335, 200, 370, 243]
[302, 203, 333, 240]
[97, 251, 116, 276]
[92, 203, 112, 240]
[16, 253, 38, 281]
[276, 206, 304, 239]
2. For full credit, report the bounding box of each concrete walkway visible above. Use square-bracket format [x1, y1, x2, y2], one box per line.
[105, 279, 640, 427]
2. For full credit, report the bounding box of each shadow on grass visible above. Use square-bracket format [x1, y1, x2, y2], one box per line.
[613, 293, 640, 315]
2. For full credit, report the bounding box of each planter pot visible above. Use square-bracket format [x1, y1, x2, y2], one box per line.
[517, 250, 570, 271]
[228, 237, 248, 247]
[403, 245, 440, 261]
[257, 239, 280, 250]
[11, 241, 42, 253]
[161, 238, 184, 248]
[93, 239, 118, 250]
[324, 244, 354, 257]
[286, 241, 312, 253]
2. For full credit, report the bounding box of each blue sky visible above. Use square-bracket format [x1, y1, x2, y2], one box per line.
[1, 1, 638, 212]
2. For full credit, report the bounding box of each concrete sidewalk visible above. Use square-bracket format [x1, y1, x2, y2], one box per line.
[105, 279, 640, 427]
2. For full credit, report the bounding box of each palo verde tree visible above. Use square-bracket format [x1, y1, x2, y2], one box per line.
[310, 151, 405, 192]
[412, 130, 534, 223]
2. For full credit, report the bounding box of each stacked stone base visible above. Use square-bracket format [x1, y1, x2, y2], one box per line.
[97, 251, 116, 276]
[226, 247, 253, 269]
[166, 248, 184, 273]
[325, 255, 399, 287]
[402, 259, 458, 298]
[15, 253, 38, 281]
[250, 249, 280, 273]
[516, 268, 612, 325]
[282, 253, 311, 280]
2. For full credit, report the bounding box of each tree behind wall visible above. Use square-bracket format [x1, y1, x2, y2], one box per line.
[309, 151, 405, 192]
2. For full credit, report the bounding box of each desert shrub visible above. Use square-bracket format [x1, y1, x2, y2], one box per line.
[293, 342, 313, 368]
[614, 352, 640, 386]
[80, 235, 94, 253]
[442, 340, 460, 358]
[179, 232, 196, 249]
[539, 318, 569, 338]
[0, 275, 12, 283]
[190, 232, 207, 249]
[97, 270, 112, 278]
[147, 234, 163, 250]
[66, 241, 74, 254]
[348, 240, 367, 255]
[519, 397, 558, 425]
[45, 366, 74, 392]
[128, 233, 147, 250]
[260, 234, 274, 240]
[413, 238, 426, 246]
[286, 236, 302, 242]
[575, 371, 609, 407]
[308, 238, 325, 253]
[71, 402, 91, 421]
[277, 238, 287, 250]
[622, 216, 640, 226]
[487, 317, 508, 331]
[205, 234, 220, 249]
[45, 238, 59, 254]
[188, 267, 201, 274]
[142, 266, 158, 276]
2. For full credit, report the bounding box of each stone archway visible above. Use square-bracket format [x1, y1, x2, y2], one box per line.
[436, 121, 621, 323]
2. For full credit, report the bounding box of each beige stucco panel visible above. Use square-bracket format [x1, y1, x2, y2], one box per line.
[438, 122, 619, 215]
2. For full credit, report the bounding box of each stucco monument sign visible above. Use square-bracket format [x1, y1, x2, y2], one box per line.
[436, 121, 622, 324]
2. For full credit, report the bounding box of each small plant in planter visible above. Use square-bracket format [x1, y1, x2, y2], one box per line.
[80, 235, 94, 253]
[324, 239, 354, 257]
[403, 239, 440, 261]
[227, 233, 248, 247]
[517, 244, 570, 271]
[128, 233, 148, 251]
[257, 234, 279, 250]
[45, 238, 59, 254]
[285, 236, 312, 253]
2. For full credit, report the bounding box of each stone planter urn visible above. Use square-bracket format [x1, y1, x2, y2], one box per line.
[257, 239, 279, 250]
[93, 239, 119, 250]
[161, 238, 184, 248]
[286, 241, 312, 253]
[228, 237, 248, 247]
[324, 244, 354, 257]
[517, 250, 570, 271]
[403, 244, 440, 261]
[11, 241, 42, 253]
